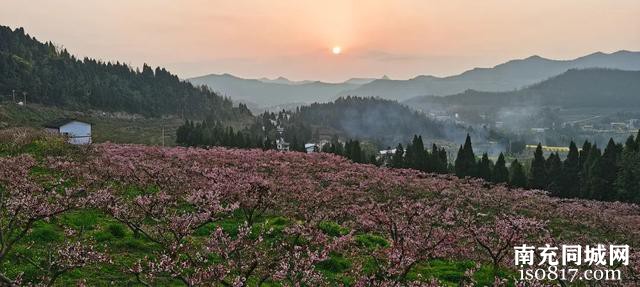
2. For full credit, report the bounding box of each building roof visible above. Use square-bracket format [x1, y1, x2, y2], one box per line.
[43, 118, 91, 129]
[379, 149, 397, 155]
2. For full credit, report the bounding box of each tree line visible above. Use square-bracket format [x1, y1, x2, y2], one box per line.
[0, 25, 248, 120]
[176, 119, 269, 149]
[386, 135, 449, 174]
[448, 133, 640, 203]
[178, 114, 640, 204]
[176, 118, 380, 165]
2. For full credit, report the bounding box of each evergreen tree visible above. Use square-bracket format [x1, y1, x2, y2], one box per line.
[438, 147, 448, 174]
[509, 159, 527, 188]
[404, 135, 426, 170]
[579, 140, 592, 169]
[624, 135, 638, 152]
[583, 147, 607, 200]
[391, 144, 405, 168]
[431, 143, 448, 173]
[492, 153, 509, 184]
[529, 143, 547, 189]
[455, 134, 476, 178]
[545, 153, 563, 197]
[600, 138, 620, 201]
[477, 153, 493, 182]
[404, 141, 416, 169]
[414, 135, 426, 170]
[579, 143, 600, 198]
[561, 141, 581, 198]
[615, 133, 640, 203]
[345, 140, 364, 163]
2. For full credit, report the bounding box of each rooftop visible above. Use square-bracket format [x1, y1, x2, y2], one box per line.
[43, 118, 91, 129]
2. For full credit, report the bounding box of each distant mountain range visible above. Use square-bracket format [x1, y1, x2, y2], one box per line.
[188, 73, 362, 107]
[189, 51, 640, 107]
[404, 68, 640, 109]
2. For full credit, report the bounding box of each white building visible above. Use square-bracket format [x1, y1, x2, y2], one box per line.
[304, 143, 319, 154]
[44, 119, 92, 145]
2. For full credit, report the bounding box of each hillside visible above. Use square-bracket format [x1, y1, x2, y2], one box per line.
[1, 136, 639, 286]
[0, 100, 254, 146]
[0, 25, 248, 120]
[292, 96, 450, 145]
[178, 97, 457, 152]
[405, 69, 640, 108]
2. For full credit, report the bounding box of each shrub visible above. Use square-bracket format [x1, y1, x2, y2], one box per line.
[355, 233, 388, 250]
[107, 223, 127, 238]
[318, 221, 349, 237]
[0, 127, 69, 156]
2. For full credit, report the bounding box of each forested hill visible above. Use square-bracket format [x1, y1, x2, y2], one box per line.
[293, 96, 449, 145]
[177, 97, 458, 151]
[0, 25, 248, 120]
[406, 68, 640, 108]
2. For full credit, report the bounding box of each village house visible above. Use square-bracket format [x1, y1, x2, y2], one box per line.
[44, 118, 92, 145]
[304, 143, 319, 153]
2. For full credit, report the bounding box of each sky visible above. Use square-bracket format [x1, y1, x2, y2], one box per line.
[2, 0, 639, 82]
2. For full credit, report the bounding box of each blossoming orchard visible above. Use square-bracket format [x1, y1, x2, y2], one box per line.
[0, 133, 639, 286]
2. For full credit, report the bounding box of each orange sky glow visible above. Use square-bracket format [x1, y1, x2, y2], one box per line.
[2, 0, 639, 82]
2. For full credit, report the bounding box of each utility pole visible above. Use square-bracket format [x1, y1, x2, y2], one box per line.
[162, 126, 165, 147]
[23, 92, 26, 106]
[12, 90, 15, 102]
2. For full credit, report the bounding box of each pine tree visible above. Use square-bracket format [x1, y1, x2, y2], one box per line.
[561, 141, 581, 198]
[509, 159, 527, 188]
[492, 153, 509, 184]
[545, 153, 563, 196]
[345, 140, 364, 163]
[579, 140, 592, 169]
[600, 138, 620, 201]
[404, 140, 416, 169]
[402, 135, 426, 170]
[455, 134, 476, 178]
[615, 133, 640, 203]
[584, 147, 606, 200]
[392, 143, 405, 168]
[415, 135, 426, 170]
[438, 147, 448, 173]
[624, 135, 638, 152]
[477, 153, 493, 182]
[529, 143, 547, 189]
[431, 143, 447, 173]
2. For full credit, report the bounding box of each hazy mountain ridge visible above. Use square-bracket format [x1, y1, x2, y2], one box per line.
[190, 51, 640, 107]
[188, 73, 361, 107]
[344, 51, 640, 101]
[258, 76, 313, 85]
[404, 68, 640, 108]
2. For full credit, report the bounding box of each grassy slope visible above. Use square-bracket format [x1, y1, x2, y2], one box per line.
[0, 102, 252, 146]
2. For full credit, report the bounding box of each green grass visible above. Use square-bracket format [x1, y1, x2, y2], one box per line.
[410, 260, 515, 286]
[0, 101, 252, 146]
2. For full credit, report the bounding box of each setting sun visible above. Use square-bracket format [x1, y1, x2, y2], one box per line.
[332, 46, 342, 55]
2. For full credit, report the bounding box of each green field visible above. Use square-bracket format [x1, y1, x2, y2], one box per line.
[0, 102, 252, 146]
